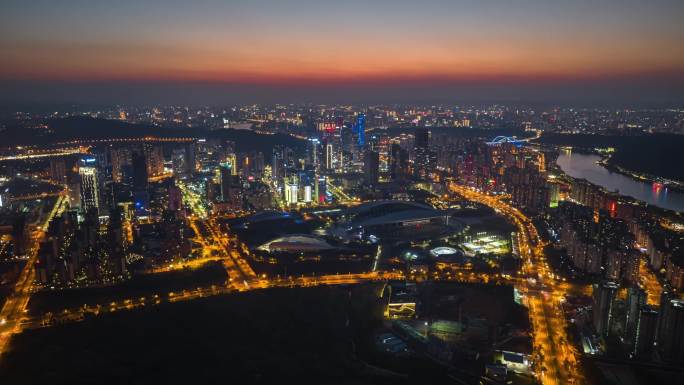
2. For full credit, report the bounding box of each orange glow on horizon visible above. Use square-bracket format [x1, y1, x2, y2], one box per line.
[2, 36, 684, 85]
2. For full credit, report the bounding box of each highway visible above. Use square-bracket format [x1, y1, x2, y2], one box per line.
[178, 181, 208, 219]
[325, 177, 358, 204]
[0, 146, 90, 161]
[0, 195, 68, 356]
[449, 182, 583, 385]
[10, 269, 452, 332]
[197, 217, 263, 290]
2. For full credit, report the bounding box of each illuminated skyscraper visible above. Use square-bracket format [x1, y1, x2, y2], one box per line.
[110, 147, 131, 183]
[303, 185, 312, 203]
[219, 163, 241, 205]
[0, 189, 7, 208]
[271, 145, 288, 183]
[413, 127, 434, 179]
[143, 143, 164, 177]
[227, 153, 238, 176]
[79, 158, 100, 212]
[356, 113, 366, 147]
[325, 143, 334, 170]
[307, 138, 319, 168]
[171, 148, 187, 178]
[285, 182, 298, 205]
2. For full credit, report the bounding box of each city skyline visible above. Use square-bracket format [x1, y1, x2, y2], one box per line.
[1, 3, 684, 384]
[2, 0, 684, 105]
[1, 103, 683, 385]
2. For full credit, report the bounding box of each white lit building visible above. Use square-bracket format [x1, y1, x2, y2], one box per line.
[79, 166, 100, 212]
[285, 183, 299, 205]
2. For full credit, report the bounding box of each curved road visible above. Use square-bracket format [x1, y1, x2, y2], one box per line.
[449, 182, 583, 385]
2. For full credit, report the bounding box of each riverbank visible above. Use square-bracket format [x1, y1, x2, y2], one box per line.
[536, 132, 684, 186]
[599, 155, 684, 194]
[548, 143, 684, 194]
[554, 150, 684, 215]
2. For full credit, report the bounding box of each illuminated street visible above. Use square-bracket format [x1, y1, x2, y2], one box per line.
[639, 258, 663, 306]
[0, 195, 68, 355]
[449, 182, 583, 385]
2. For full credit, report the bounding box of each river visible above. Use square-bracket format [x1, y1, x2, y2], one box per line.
[556, 150, 684, 213]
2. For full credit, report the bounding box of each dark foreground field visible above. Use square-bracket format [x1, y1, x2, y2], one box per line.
[1, 284, 390, 385]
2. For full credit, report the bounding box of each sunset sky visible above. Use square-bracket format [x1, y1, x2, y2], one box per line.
[2, 0, 683, 105]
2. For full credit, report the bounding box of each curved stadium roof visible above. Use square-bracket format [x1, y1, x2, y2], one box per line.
[346, 200, 436, 224]
[257, 234, 334, 253]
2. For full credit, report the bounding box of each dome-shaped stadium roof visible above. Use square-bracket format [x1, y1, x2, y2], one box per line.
[257, 234, 334, 253]
[346, 200, 435, 222]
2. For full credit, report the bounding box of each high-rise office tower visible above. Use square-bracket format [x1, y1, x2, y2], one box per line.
[131, 152, 148, 191]
[390, 143, 409, 181]
[110, 147, 131, 183]
[0, 190, 8, 209]
[317, 177, 327, 203]
[285, 180, 298, 206]
[413, 127, 433, 179]
[226, 153, 238, 176]
[303, 185, 312, 203]
[376, 135, 390, 172]
[364, 149, 380, 185]
[272, 146, 285, 183]
[184, 142, 196, 174]
[78, 158, 100, 212]
[143, 143, 164, 177]
[219, 163, 241, 205]
[593, 281, 619, 336]
[307, 138, 319, 168]
[325, 143, 334, 171]
[171, 148, 187, 178]
[356, 113, 366, 147]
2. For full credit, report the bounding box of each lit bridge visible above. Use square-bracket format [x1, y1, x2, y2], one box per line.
[485, 136, 525, 146]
